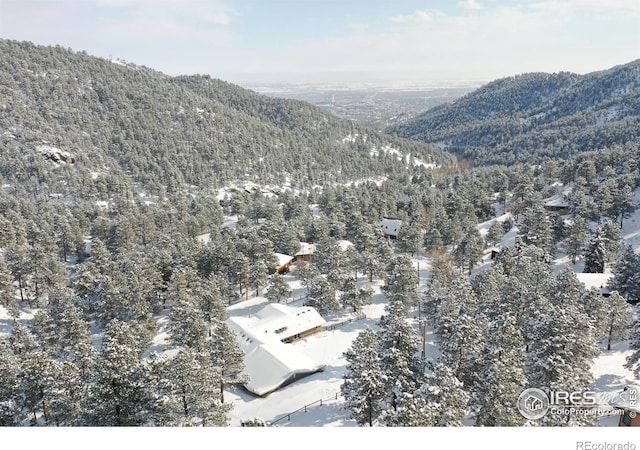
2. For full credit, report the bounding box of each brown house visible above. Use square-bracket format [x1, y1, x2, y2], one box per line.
[543, 195, 571, 216]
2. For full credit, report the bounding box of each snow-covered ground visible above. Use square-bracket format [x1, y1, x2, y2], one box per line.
[220, 188, 640, 432]
[2, 189, 640, 448]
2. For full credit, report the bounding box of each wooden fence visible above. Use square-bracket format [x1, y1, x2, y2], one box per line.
[269, 392, 342, 426]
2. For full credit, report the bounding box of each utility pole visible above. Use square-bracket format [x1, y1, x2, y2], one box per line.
[421, 319, 427, 361]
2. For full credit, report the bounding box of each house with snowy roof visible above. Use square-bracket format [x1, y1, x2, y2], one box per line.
[226, 303, 327, 397]
[543, 194, 571, 215]
[575, 272, 612, 297]
[270, 253, 295, 274]
[295, 242, 317, 264]
[379, 218, 402, 239]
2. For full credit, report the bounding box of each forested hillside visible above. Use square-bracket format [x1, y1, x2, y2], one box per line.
[387, 61, 640, 165]
[0, 39, 453, 197]
[1, 39, 639, 428]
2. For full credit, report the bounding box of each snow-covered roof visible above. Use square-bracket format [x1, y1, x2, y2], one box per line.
[379, 218, 402, 237]
[226, 303, 327, 397]
[337, 239, 354, 252]
[274, 253, 294, 268]
[296, 242, 317, 256]
[196, 233, 211, 244]
[544, 194, 570, 208]
[575, 273, 613, 292]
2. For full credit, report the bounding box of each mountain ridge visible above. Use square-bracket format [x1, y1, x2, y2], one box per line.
[386, 60, 640, 165]
[0, 39, 454, 198]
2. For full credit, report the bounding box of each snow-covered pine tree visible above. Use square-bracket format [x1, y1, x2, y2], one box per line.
[435, 276, 479, 336]
[525, 270, 600, 425]
[265, 273, 292, 303]
[206, 322, 247, 404]
[579, 288, 609, 339]
[583, 233, 607, 273]
[0, 339, 20, 425]
[376, 298, 423, 409]
[485, 220, 505, 248]
[163, 347, 230, 426]
[414, 362, 469, 426]
[437, 307, 486, 388]
[0, 256, 18, 319]
[625, 316, 640, 378]
[47, 361, 83, 426]
[85, 319, 154, 426]
[199, 274, 228, 334]
[169, 303, 208, 350]
[306, 273, 339, 316]
[339, 276, 362, 313]
[564, 215, 588, 264]
[384, 254, 419, 308]
[473, 314, 527, 426]
[608, 245, 640, 303]
[598, 219, 622, 263]
[603, 291, 633, 351]
[454, 227, 484, 275]
[341, 328, 387, 427]
[422, 251, 458, 317]
[519, 198, 554, 255]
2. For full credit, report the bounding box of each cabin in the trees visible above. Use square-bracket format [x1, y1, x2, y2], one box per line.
[226, 303, 327, 397]
[294, 242, 316, 264]
[379, 218, 403, 239]
[575, 272, 612, 297]
[543, 195, 571, 216]
[270, 253, 295, 274]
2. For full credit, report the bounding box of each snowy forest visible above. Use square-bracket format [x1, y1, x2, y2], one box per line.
[1, 39, 640, 427]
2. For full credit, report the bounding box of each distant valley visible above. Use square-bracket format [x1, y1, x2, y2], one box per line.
[245, 81, 478, 131]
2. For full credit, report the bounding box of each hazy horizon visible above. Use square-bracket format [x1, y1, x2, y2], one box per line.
[1, 0, 638, 87]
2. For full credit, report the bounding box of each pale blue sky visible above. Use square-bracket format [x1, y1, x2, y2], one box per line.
[1, 0, 638, 85]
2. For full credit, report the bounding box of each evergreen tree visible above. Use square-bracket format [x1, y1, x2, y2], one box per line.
[306, 273, 339, 316]
[376, 299, 423, 410]
[341, 328, 387, 427]
[86, 319, 153, 426]
[598, 219, 622, 263]
[625, 317, 640, 378]
[525, 271, 600, 426]
[410, 362, 469, 426]
[485, 220, 505, 248]
[206, 322, 247, 404]
[608, 245, 640, 303]
[0, 340, 20, 425]
[564, 215, 588, 264]
[604, 291, 633, 351]
[583, 233, 607, 273]
[169, 304, 208, 350]
[0, 256, 18, 319]
[519, 198, 554, 255]
[384, 255, 419, 307]
[163, 348, 230, 426]
[473, 314, 527, 426]
[265, 273, 292, 303]
[454, 227, 484, 275]
[16, 349, 63, 425]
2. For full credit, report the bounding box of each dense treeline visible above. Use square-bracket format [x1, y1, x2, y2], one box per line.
[387, 61, 640, 165]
